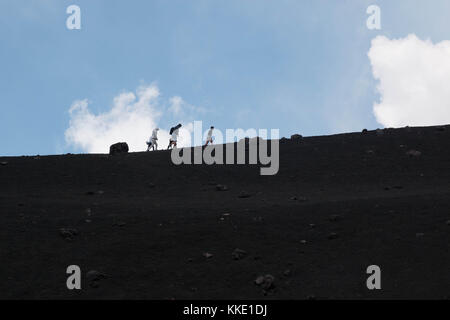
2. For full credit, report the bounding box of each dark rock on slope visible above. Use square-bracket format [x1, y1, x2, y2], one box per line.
[109, 142, 129, 155]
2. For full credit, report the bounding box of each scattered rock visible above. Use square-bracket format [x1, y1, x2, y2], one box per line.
[446, 220, 450, 226]
[86, 270, 108, 288]
[203, 252, 213, 259]
[255, 274, 275, 291]
[328, 232, 339, 240]
[387, 185, 404, 191]
[283, 269, 291, 277]
[415, 232, 425, 238]
[298, 196, 308, 202]
[290, 134, 303, 140]
[253, 216, 263, 222]
[109, 142, 129, 155]
[329, 214, 341, 222]
[365, 150, 374, 155]
[406, 150, 422, 157]
[59, 228, 79, 241]
[148, 183, 156, 189]
[309, 224, 316, 228]
[238, 191, 251, 198]
[216, 184, 229, 191]
[87, 270, 107, 281]
[255, 276, 265, 285]
[232, 248, 247, 260]
[436, 126, 446, 132]
[113, 221, 126, 227]
[0, 161, 7, 166]
[85, 219, 92, 223]
[220, 213, 231, 221]
[86, 190, 103, 196]
[300, 240, 307, 244]
[290, 196, 298, 201]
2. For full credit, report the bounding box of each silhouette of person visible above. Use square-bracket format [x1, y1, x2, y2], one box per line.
[205, 126, 214, 146]
[167, 124, 182, 149]
[147, 128, 159, 151]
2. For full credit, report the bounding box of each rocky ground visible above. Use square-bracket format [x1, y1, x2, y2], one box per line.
[1, 125, 449, 299]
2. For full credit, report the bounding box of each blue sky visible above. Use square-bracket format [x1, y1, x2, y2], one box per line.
[1, 0, 450, 155]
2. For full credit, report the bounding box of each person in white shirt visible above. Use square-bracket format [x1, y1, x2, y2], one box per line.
[146, 128, 159, 151]
[167, 124, 182, 149]
[205, 126, 214, 146]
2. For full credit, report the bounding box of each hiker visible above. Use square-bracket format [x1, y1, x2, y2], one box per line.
[146, 128, 159, 151]
[205, 126, 214, 146]
[167, 123, 182, 149]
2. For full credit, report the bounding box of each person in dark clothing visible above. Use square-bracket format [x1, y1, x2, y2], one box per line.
[167, 124, 182, 149]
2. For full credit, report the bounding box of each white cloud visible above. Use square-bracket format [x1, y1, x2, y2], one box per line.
[168, 96, 183, 116]
[368, 34, 450, 128]
[168, 95, 207, 119]
[65, 84, 197, 153]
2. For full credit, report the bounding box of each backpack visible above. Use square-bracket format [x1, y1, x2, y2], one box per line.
[170, 124, 181, 135]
